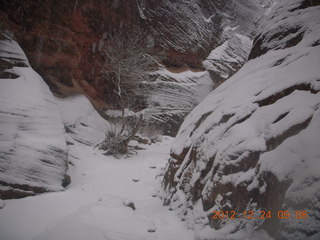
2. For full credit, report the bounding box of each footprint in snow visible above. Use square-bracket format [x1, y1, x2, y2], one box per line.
[0, 199, 5, 209]
[123, 200, 136, 210]
[147, 221, 157, 233]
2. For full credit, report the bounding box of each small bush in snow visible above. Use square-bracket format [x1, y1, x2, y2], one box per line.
[97, 115, 143, 158]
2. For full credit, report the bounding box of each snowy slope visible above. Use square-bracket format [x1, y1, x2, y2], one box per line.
[161, 1, 320, 239]
[0, 33, 69, 198]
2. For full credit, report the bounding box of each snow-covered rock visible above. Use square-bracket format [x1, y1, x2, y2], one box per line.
[56, 95, 110, 147]
[0, 33, 69, 199]
[201, 0, 275, 85]
[144, 68, 214, 136]
[203, 28, 253, 85]
[161, 1, 320, 239]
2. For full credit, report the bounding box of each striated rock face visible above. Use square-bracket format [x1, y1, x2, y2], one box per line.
[138, 0, 265, 66]
[144, 68, 214, 136]
[203, 27, 253, 87]
[0, 0, 266, 110]
[160, 1, 320, 239]
[0, 32, 69, 199]
[0, 0, 141, 108]
[201, 0, 268, 85]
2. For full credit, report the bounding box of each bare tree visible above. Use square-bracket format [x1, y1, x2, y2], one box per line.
[100, 28, 160, 109]
[98, 28, 161, 156]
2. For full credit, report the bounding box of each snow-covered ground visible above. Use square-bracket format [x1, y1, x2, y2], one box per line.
[0, 135, 194, 240]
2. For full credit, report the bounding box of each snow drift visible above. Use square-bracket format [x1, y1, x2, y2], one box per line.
[161, 1, 320, 239]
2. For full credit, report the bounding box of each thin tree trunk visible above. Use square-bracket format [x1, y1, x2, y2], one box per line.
[123, 114, 143, 147]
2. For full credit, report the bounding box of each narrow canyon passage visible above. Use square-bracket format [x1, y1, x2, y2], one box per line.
[1, 1, 320, 239]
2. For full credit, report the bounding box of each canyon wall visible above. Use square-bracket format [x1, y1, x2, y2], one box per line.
[160, 1, 320, 239]
[0, 0, 265, 113]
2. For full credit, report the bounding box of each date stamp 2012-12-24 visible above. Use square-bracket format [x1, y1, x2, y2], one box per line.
[211, 210, 308, 220]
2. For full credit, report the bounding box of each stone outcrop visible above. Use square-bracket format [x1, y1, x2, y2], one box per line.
[160, 1, 320, 239]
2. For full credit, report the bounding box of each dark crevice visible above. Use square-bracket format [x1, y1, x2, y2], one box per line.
[273, 56, 288, 67]
[222, 151, 261, 175]
[176, 147, 198, 180]
[189, 111, 213, 137]
[289, 0, 320, 12]
[0, 56, 29, 67]
[219, 113, 235, 124]
[266, 116, 312, 151]
[255, 90, 263, 96]
[204, 123, 218, 135]
[0, 188, 37, 199]
[311, 39, 320, 47]
[73, 138, 91, 146]
[170, 146, 190, 164]
[39, 159, 55, 165]
[230, 114, 251, 126]
[0, 111, 28, 118]
[284, 31, 304, 49]
[0, 180, 47, 199]
[272, 111, 290, 124]
[64, 126, 74, 134]
[62, 174, 71, 187]
[249, 34, 264, 60]
[249, 27, 304, 60]
[163, 147, 191, 194]
[0, 72, 19, 79]
[192, 156, 215, 203]
[222, 113, 252, 136]
[255, 83, 319, 107]
[204, 113, 236, 135]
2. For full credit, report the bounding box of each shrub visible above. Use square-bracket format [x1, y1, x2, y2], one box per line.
[97, 115, 142, 158]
